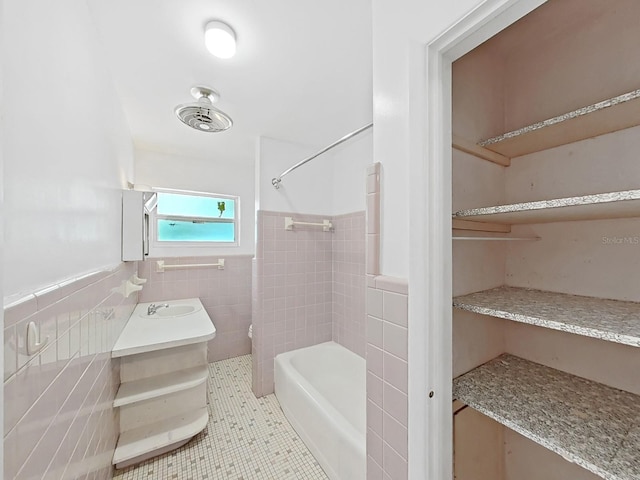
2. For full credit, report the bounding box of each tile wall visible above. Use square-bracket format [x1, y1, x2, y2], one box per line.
[366, 163, 381, 275]
[3, 262, 137, 480]
[137, 255, 253, 362]
[365, 161, 409, 479]
[252, 211, 335, 397]
[332, 212, 367, 357]
[366, 276, 409, 480]
[252, 209, 368, 396]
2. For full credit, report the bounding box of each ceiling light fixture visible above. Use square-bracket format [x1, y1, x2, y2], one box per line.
[204, 20, 236, 59]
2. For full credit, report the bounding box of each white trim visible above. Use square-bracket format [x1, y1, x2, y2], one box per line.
[0, 0, 5, 472]
[156, 215, 234, 224]
[408, 0, 546, 478]
[152, 186, 236, 199]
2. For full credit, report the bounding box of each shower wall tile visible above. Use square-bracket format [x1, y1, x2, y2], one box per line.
[367, 288, 383, 319]
[368, 453, 384, 480]
[366, 193, 380, 234]
[368, 315, 383, 348]
[366, 275, 409, 480]
[137, 254, 253, 362]
[3, 262, 136, 480]
[383, 322, 408, 361]
[3, 294, 37, 328]
[332, 211, 366, 358]
[253, 210, 334, 397]
[383, 292, 409, 328]
[375, 276, 408, 296]
[366, 163, 381, 276]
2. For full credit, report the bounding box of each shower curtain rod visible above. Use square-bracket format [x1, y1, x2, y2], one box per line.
[271, 122, 373, 189]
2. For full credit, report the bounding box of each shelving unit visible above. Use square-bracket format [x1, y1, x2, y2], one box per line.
[454, 287, 640, 348]
[452, 134, 511, 166]
[113, 408, 209, 468]
[452, 218, 511, 233]
[478, 89, 640, 158]
[453, 189, 640, 226]
[454, 354, 640, 479]
[452, 236, 539, 241]
[450, 2, 640, 479]
[113, 341, 210, 469]
[112, 299, 215, 469]
[114, 365, 209, 407]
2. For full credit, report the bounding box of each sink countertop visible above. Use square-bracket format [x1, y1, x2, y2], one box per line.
[112, 298, 216, 358]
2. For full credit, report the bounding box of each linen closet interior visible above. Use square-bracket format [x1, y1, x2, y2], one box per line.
[450, 1, 640, 479]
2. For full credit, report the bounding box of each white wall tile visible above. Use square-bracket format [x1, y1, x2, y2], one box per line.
[367, 288, 383, 318]
[382, 291, 408, 327]
[3, 264, 136, 478]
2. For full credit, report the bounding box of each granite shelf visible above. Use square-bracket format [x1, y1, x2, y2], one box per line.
[453, 354, 640, 479]
[453, 286, 640, 348]
[478, 88, 640, 157]
[452, 189, 640, 225]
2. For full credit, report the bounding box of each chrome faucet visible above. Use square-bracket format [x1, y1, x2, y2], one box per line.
[147, 303, 169, 315]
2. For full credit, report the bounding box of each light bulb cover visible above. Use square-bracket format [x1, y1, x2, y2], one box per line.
[205, 20, 236, 59]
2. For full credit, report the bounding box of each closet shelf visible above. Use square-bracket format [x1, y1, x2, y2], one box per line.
[113, 366, 209, 407]
[453, 189, 640, 225]
[452, 236, 539, 241]
[452, 134, 511, 166]
[454, 286, 640, 348]
[452, 218, 511, 233]
[478, 88, 640, 157]
[453, 354, 640, 479]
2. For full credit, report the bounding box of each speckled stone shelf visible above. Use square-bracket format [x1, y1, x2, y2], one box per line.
[452, 189, 640, 225]
[454, 354, 640, 479]
[478, 89, 640, 157]
[454, 286, 640, 348]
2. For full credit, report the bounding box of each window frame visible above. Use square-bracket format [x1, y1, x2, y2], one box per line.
[149, 188, 240, 248]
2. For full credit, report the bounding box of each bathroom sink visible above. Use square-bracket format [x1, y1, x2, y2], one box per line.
[157, 305, 199, 317]
[113, 298, 215, 358]
[140, 305, 201, 318]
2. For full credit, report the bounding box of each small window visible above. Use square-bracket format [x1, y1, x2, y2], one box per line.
[153, 190, 238, 245]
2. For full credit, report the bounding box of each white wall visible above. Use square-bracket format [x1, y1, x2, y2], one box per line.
[0, 0, 5, 473]
[372, 0, 485, 277]
[3, 0, 134, 300]
[502, 0, 640, 132]
[452, 42, 506, 142]
[258, 133, 372, 215]
[258, 136, 333, 214]
[134, 147, 256, 256]
[330, 129, 373, 215]
[373, 2, 541, 480]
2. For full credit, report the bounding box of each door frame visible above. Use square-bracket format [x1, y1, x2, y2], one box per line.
[408, 0, 547, 478]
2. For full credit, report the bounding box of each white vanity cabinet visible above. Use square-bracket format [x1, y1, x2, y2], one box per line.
[450, 1, 640, 478]
[111, 298, 216, 469]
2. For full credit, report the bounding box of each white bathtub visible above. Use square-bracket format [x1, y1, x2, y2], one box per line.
[274, 341, 366, 480]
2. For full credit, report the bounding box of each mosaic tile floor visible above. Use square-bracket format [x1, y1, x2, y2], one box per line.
[113, 355, 328, 480]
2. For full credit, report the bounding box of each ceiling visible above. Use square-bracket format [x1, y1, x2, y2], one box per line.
[87, 0, 373, 165]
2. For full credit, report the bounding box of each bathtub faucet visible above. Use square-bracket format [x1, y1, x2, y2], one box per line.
[147, 303, 169, 315]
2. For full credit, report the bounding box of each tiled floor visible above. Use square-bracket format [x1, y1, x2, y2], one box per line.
[113, 355, 328, 480]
